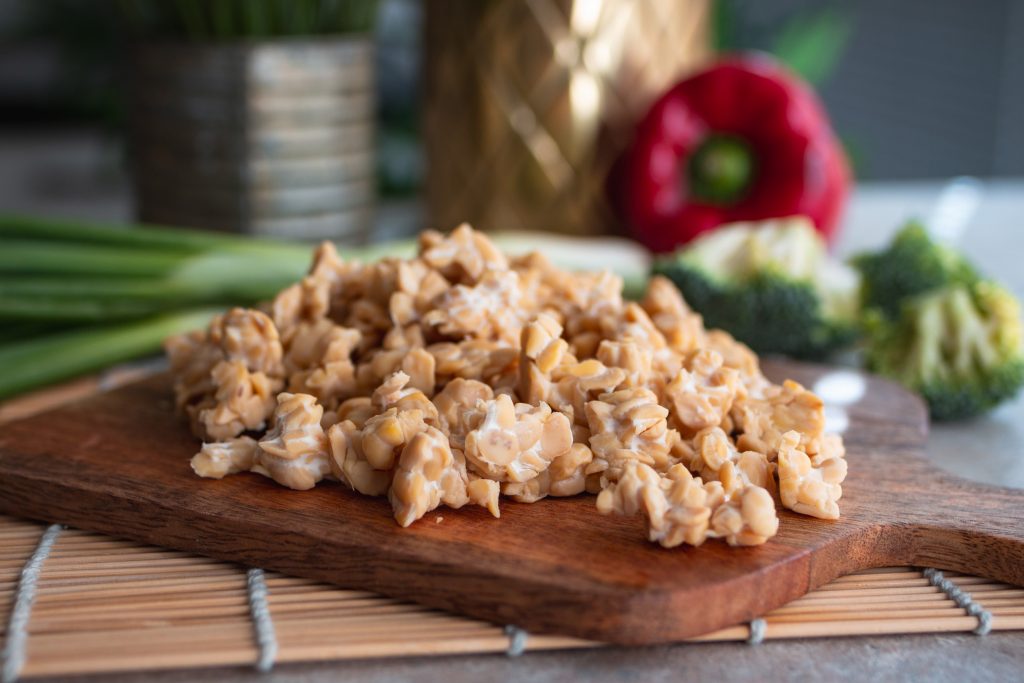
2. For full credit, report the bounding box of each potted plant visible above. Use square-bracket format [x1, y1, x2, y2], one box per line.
[120, 0, 378, 242]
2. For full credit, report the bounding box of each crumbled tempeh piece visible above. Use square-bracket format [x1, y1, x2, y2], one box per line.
[811, 432, 846, 464]
[372, 371, 439, 424]
[596, 340, 652, 389]
[467, 476, 501, 517]
[562, 271, 624, 342]
[356, 346, 436, 397]
[389, 259, 450, 327]
[502, 474, 549, 503]
[196, 360, 277, 441]
[664, 350, 740, 435]
[389, 426, 472, 527]
[424, 270, 525, 345]
[327, 420, 391, 496]
[401, 348, 437, 396]
[641, 276, 707, 354]
[463, 395, 573, 482]
[334, 397, 376, 429]
[518, 314, 570, 404]
[548, 443, 594, 497]
[209, 308, 284, 377]
[432, 378, 494, 449]
[521, 314, 569, 371]
[253, 393, 331, 490]
[282, 319, 359, 374]
[501, 444, 601, 501]
[271, 241, 348, 332]
[166, 308, 285, 439]
[166, 330, 222, 412]
[705, 329, 764, 389]
[597, 462, 778, 547]
[603, 302, 669, 351]
[547, 358, 625, 425]
[708, 484, 780, 546]
[777, 430, 847, 519]
[733, 380, 825, 457]
[429, 340, 518, 386]
[190, 437, 258, 479]
[596, 462, 714, 547]
[360, 408, 430, 470]
[585, 387, 674, 483]
[419, 223, 508, 284]
[381, 322, 426, 350]
[691, 427, 773, 495]
[343, 298, 393, 355]
[284, 319, 361, 410]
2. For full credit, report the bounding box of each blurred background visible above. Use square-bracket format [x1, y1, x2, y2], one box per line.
[1, 0, 1022, 238]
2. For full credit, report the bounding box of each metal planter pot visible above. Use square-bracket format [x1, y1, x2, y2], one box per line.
[128, 38, 375, 243]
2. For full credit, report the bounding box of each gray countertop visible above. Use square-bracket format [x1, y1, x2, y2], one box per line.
[39, 633, 1024, 683]
[4, 130, 1023, 682]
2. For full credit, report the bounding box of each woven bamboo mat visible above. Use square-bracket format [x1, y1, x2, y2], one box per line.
[3, 515, 1024, 678]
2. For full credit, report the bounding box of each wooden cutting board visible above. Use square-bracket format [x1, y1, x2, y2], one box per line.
[1, 360, 1022, 645]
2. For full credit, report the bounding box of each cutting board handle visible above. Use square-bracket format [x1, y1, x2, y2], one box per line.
[884, 466, 1024, 587]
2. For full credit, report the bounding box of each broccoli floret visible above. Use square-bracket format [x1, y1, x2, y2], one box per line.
[865, 281, 1024, 421]
[652, 217, 860, 359]
[852, 221, 977, 318]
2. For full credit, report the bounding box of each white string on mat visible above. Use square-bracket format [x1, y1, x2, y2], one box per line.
[501, 619, 770, 653]
[1, 524, 63, 683]
[922, 568, 993, 635]
[504, 625, 528, 656]
[747, 618, 767, 645]
[246, 568, 278, 672]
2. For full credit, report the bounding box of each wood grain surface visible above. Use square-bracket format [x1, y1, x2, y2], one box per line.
[1, 360, 1022, 645]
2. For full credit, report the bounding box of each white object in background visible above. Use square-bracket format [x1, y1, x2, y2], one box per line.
[492, 231, 651, 281]
[814, 371, 867, 406]
[927, 176, 983, 246]
[813, 370, 867, 435]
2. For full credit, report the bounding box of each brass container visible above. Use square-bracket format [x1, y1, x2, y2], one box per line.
[424, 0, 711, 235]
[128, 38, 375, 243]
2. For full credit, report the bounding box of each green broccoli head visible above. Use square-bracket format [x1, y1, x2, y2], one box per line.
[652, 217, 860, 359]
[865, 280, 1024, 421]
[852, 220, 977, 318]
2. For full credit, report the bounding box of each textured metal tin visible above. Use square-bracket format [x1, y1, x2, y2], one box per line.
[129, 38, 375, 242]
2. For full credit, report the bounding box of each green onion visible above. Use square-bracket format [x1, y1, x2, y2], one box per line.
[0, 297, 169, 322]
[0, 241, 187, 277]
[0, 322, 68, 345]
[0, 213, 418, 399]
[0, 309, 219, 400]
[0, 214, 310, 257]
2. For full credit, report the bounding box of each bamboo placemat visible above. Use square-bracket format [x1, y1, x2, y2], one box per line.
[3, 515, 1024, 678]
[2, 375, 1023, 678]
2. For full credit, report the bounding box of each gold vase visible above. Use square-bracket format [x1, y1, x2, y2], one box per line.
[424, 0, 711, 236]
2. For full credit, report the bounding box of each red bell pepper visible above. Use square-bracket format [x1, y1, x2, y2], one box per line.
[617, 55, 849, 253]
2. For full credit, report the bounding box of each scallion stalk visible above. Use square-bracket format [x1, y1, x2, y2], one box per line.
[0, 241, 188, 277]
[0, 214, 417, 398]
[0, 308, 220, 400]
[0, 297, 168, 322]
[0, 214, 314, 258]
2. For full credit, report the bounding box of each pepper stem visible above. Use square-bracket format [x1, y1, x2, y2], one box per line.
[687, 134, 755, 205]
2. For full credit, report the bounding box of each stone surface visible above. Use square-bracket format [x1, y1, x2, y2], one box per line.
[31, 633, 1024, 683]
